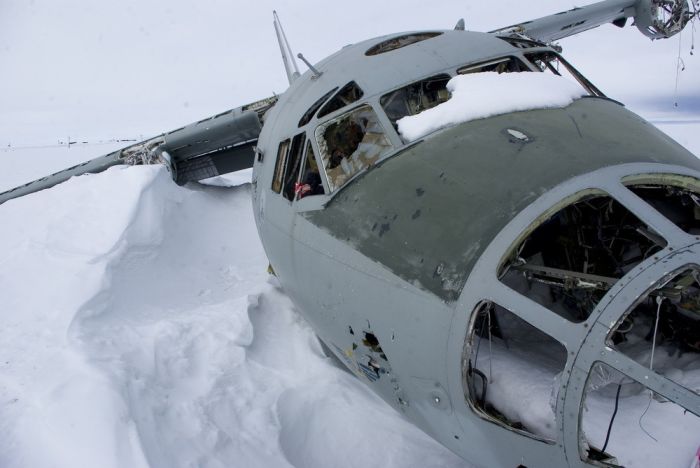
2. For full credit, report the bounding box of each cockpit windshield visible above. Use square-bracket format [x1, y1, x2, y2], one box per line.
[318, 81, 364, 119]
[380, 53, 601, 138]
[457, 56, 529, 75]
[380, 57, 529, 130]
[525, 52, 604, 97]
[316, 105, 392, 191]
[380, 74, 451, 130]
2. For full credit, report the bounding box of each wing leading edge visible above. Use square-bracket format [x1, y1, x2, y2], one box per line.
[0, 95, 277, 205]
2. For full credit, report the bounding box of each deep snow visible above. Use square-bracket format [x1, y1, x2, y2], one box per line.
[0, 166, 468, 468]
[3, 156, 700, 467]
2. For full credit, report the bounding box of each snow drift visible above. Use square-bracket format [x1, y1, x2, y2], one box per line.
[397, 72, 586, 142]
[2, 164, 699, 468]
[0, 166, 466, 468]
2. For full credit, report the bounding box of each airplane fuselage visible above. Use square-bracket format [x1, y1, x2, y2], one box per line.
[251, 29, 700, 467]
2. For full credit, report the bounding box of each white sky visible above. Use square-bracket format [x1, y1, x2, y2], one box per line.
[1, 0, 698, 145]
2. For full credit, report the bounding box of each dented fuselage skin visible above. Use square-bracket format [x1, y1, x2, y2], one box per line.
[252, 30, 700, 467]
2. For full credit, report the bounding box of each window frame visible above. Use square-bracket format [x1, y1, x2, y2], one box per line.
[271, 139, 291, 194]
[524, 51, 605, 97]
[294, 138, 327, 200]
[317, 81, 365, 119]
[456, 55, 531, 75]
[314, 103, 394, 193]
[281, 132, 307, 201]
[379, 73, 452, 130]
[462, 300, 567, 444]
[298, 87, 338, 128]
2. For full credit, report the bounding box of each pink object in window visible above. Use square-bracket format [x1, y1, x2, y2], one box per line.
[690, 446, 700, 468]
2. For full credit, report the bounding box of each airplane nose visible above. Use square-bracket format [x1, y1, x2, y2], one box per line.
[304, 98, 700, 466]
[307, 97, 700, 302]
[457, 165, 700, 466]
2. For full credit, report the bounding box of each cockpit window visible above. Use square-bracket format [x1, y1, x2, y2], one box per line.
[607, 267, 700, 395]
[315, 105, 392, 192]
[298, 87, 338, 127]
[317, 81, 364, 119]
[464, 301, 566, 442]
[282, 133, 306, 201]
[457, 56, 530, 75]
[380, 74, 451, 130]
[365, 32, 442, 56]
[295, 140, 325, 199]
[498, 192, 666, 322]
[580, 362, 700, 466]
[271, 139, 290, 194]
[525, 52, 604, 97]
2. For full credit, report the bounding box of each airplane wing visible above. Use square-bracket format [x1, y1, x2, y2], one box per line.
[490, 0, 696, 43]
[0, 95, 277, 205]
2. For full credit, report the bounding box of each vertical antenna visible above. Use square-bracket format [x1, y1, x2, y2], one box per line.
[273, 11, 301, 85]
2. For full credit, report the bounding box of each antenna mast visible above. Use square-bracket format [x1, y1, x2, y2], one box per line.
[273, 11, 301, 85]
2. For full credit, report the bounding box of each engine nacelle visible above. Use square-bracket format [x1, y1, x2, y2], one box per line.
[635, 0, 693, 39]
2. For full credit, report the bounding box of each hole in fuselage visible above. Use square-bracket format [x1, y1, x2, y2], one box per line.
[499, 194, 666, 322]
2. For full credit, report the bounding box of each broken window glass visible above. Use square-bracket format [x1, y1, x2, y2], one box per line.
[294, 140, 325, 199]
[380, 74, 451, 130]
[463, 301, 567, 442]
[271, 139, 290, 194]
[281, 133, 306, 201]
[580, 362, 700, 467]
[525, 52, 604, 97]
[607, 267, 700, 396]
[457, 56, 530, 75]
[298, 87, 338, 127]
[365, 32, 442, 56]
[624, 177, 700, 235]
[317, 81, 364, 119]
[315, 105, 392, 192]
[499, 193, 667, 322]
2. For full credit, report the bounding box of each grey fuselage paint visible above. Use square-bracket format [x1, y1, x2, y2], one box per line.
[252, 29, 700, 468]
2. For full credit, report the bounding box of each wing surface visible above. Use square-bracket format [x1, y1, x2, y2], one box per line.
[0, 95, 277, 205]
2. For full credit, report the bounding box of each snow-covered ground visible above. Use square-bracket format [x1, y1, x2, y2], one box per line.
[2, 1, 698, 464]
[4, 134, 700, 466]
[1, 93, 698, 468]
[0, 166, 467, 468]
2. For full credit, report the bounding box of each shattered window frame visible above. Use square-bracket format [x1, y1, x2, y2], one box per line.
[314, 104, 393, 192]
[294, 139, 326, 200]
[622, 174, 700, 235]
[456, 56, 531, 75]
[579, 361, 700, 466]
[525, 51, 605, 97]
[379, 74, 452, 130]
[497, 189, 667, 323]
[271, 139, 290, 194]
[317, 81, 365, 119]
[298, 87, 338, 128]
[605, 265, 700, 396]
[462, 300, 567, 444]
[281, 132, 306, 201]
